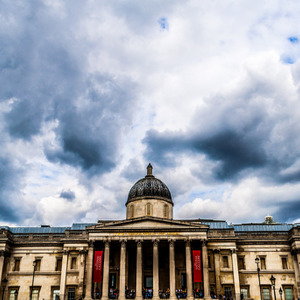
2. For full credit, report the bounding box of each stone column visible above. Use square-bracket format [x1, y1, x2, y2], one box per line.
[119, 241, 127, 300]
[153, 240, 160, 300]
[185, 241, 193, 300]
[78, 250, 87, 298]
[292, 251, 300, 299]
[102, 242, 110, 300]
[60, 250, 69, 300]
[202, 241, 210, 299]
[136, 241, 143, 300]
[169, 240, 176, 300]
[0, 251, 5, 284]
[85, 242, 94, 300]
[231, 249, 240, 300]
[213, 249, 221, 296]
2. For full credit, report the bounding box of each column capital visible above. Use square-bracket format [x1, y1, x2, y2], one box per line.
[185, 239, 191, 247]
[153, 239, 160, 246]
[104, 241, 110, 249]
[79, 249, 88, 255]
[201, 239, 208, 246]
[63, 250, 70, 255]
[168, 239, 175, 246]
[213, 249, 220, 254]
[88, 240, 95, 248]
[120, 240, 127, 248]
[136, 240, 142, 247]
[230, 248, 237, 254]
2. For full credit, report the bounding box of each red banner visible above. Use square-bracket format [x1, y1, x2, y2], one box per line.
[193, 250, 202, 282]
[93, 250, 103, 283]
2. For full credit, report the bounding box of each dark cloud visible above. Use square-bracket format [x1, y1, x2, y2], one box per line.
[60, 190, 76, 201]
[143, 74, 300, 183]
[0, 2, 137, 176]
[0, 157, 24, 222]
[273, 200, 300, 223]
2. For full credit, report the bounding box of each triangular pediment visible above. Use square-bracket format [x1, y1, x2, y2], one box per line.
[87, 217, 208, 232]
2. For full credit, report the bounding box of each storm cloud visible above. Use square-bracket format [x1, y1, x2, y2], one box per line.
[1, 1, 300, 225]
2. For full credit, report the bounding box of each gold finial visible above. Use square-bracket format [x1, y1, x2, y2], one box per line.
[147, 163, 153, 176]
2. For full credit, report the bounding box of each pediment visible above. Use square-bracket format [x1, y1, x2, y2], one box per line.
[87, 217, 208, 232]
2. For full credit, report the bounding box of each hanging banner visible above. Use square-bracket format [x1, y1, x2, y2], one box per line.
[193, 250, 202, 282]
[93, 250, 103, 283]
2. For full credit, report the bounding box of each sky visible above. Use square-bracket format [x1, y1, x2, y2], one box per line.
[1, 0, 300, 226]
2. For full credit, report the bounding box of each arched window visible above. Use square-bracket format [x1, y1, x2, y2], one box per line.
[164, 204, 169, 218]
[146, 203, 152, 216]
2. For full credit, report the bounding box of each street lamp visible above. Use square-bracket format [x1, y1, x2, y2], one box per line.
[255, 258, 263, 300]
[279, 288, 282, 300]
[1, 278, 8, 300]
[270, 275, 276, 300]
[30, 260, 38, 300]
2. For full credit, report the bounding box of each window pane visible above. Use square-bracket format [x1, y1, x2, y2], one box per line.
[285, 288, 293, 300]
[262, 288, 270, 300]
[9, 290, 17, 300]
[68, 288, 75, 300]
[32, 289, 39, 300]
[53, 289, 60, 300]
[224, 287, 231, 297]
[241, 288, 248, 300]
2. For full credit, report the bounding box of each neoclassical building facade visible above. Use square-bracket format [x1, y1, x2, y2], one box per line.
[1, 164, 300, 300]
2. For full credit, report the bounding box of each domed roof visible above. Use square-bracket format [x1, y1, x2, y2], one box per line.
[126, 164, 173, 205]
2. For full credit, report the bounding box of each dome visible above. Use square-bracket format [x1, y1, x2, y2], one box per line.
[126, 164, 173, 205]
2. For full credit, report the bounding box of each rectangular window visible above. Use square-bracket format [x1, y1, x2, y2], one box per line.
[284, 287, 293, 300]
[262, 288, 270, 300]
[260, 257, 266, 270]
[35, 259, 41, 271]
[9, 289, 18, 300]
[52, 289, 60, 300]
[31, 288, 39, 300]
[71, 257, 77, 269]
[282, 257, 288, 269]
[241, 287, 248, 300]
[56, 258, 62, 271]
[223, 256, 229, 268]
[238, 257, 245, 270]
[14, 259, 20, 271]
[68, 287, 76, 300]
[224, 287, 232, 298]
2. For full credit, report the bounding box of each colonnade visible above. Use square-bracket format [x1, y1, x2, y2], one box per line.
[85, 239, 210, 300]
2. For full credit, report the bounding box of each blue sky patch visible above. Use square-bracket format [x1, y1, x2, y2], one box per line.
[288, 36, 299, 44]
[158, 17, 169, 31]
[282, 56, 295, 64]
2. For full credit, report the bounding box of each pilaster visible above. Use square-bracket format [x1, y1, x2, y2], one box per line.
[213, 249, 221, 296]
[60, 250, 69, 300]
[231, 249, 240, 300]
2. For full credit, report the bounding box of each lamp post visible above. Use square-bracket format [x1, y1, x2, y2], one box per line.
[279, 288, 282, 300]
[30, 260, 37, 300]
[255, 258, 263, 300]
[270, 275, 276, 300]
[1, 278, 8, 300]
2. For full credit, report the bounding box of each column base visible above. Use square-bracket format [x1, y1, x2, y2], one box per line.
[169, 296, 177, 300]
[136, 296, 143, 300]
[153, 295, 160, 300]
[234, 292, 241, 300]
[102, 296, 109, 300]
[187, 296, 194, 300]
